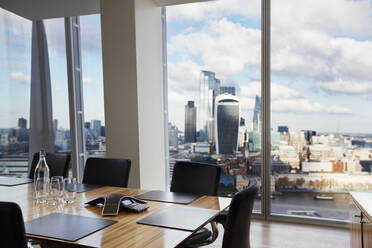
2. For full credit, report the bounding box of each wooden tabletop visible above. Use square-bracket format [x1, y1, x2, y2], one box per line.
[0, 183, 231, 248]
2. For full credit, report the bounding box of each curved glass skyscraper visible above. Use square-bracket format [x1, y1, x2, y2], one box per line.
[215, 94, 240, 155]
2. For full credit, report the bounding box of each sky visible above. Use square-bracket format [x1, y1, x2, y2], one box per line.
[166, 0, 372, 134]
[1, 0, 372, 134]
[0, 9, 104, 129]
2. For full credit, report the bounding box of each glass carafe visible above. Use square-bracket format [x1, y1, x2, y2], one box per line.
[34, 149, 50, 203]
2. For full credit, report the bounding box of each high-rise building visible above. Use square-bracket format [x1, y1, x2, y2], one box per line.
[91, 120, 102, 137]
[184, 101, 196, 143]
[168, 123, 178, 149]
[278, 125, 289, 133]
[215, 94, 240, 155]
[198, 70, 220, 143]
[238, 117, 246, 148]
[220, 86, 236, 96]
[84, 122, 91, 129]
[252, 95, 261, 132]
[18, 118, 27, 129]
[303, 130, 316, 145]
[53, 119, 58, 136]
[100, 126, 106, 137]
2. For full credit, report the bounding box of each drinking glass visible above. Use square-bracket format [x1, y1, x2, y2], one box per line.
[35, 177, 50, 204]
[64, 177, 77, 204]
[52, 176, 65, 201]
[46, 178, 60, 205]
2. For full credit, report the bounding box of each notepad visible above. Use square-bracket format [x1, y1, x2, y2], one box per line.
[25, 213, 117, 241]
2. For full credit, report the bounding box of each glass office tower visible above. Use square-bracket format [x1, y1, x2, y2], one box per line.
[198, 71, 220, 143]
[215, 94, 240, 155]
[184, 101, 196, 143]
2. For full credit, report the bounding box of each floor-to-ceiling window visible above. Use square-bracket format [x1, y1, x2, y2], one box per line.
[0, 8, 31, 177]
[166, 0, 262, 212]
[80, 14, 106, 158]
[44, 18, 71, 154]
[270, 0, 372, 221]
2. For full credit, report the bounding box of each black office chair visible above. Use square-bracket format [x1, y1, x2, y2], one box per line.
[222, 180, 258, 248]
[82, 157, 131, 187]
[29, 152, 71, 179]
[0, 202, 28, 248]
[171, 161, 221, 248]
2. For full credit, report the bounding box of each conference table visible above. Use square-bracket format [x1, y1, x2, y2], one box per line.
[0, 183, 231, 247]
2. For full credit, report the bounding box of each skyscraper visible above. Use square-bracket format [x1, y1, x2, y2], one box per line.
[18, 118, 27, 129]
[252, 95, 261, 132]
[184, 101, 197, 143]
[91, 120, 102, 137]
[220, 86, 236, 96]
[215, 94, 240, 155]
[198, 70, 220, 143]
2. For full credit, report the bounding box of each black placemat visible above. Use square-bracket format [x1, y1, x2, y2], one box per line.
[0, 176, 33, 186]
[25, 213, 117, 242]
[66, 183, 103, 193]
[136, 190, 200, 204]
[137, 205, 218, 232]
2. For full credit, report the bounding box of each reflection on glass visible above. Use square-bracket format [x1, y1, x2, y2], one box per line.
[270, 0, 372, 220]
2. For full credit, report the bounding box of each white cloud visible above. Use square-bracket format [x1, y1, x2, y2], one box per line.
[238, 81, 352, 115]
[9, 72, 30, 84]
[316, 79, 372, 95]
[169, 18, 260, 78]
[83, 77, 94, 84]
[167, 0, 261, 22]
[168, 0, 372, 37]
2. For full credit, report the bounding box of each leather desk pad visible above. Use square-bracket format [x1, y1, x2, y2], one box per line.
[137, 205, 218, 232]
[25, 213, 117, 241]
[0, 176, 33, 186]
[136, 190, 200, 204]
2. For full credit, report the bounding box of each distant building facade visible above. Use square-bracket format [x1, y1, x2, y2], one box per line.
[220, 86, 236, 96]
[18, 118, 27, 129]
[278, 126, 289, 133]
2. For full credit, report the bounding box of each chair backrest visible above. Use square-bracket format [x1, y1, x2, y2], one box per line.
[0, 202, 28, 248]
[82, 157, 131, 187]
[170, 161, 221, 196]
[222, 180, 258, 248]
[29, 152, 71, 179]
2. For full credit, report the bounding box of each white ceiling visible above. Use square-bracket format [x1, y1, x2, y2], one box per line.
[0, 0, 213, 20]
[0, 0, 100, 20]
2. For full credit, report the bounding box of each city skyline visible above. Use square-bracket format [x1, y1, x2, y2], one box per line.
[166, 0, 372, 134]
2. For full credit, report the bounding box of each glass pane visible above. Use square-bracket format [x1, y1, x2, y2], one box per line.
[0, 8, 31, 177]
[271, 0, 372, 220]
[80, 14, 106, 157]
[166, 0, 262, 212]
[44, 18, 71, 154]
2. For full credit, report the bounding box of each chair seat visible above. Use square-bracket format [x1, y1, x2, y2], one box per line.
[179, 228, 212, 248]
